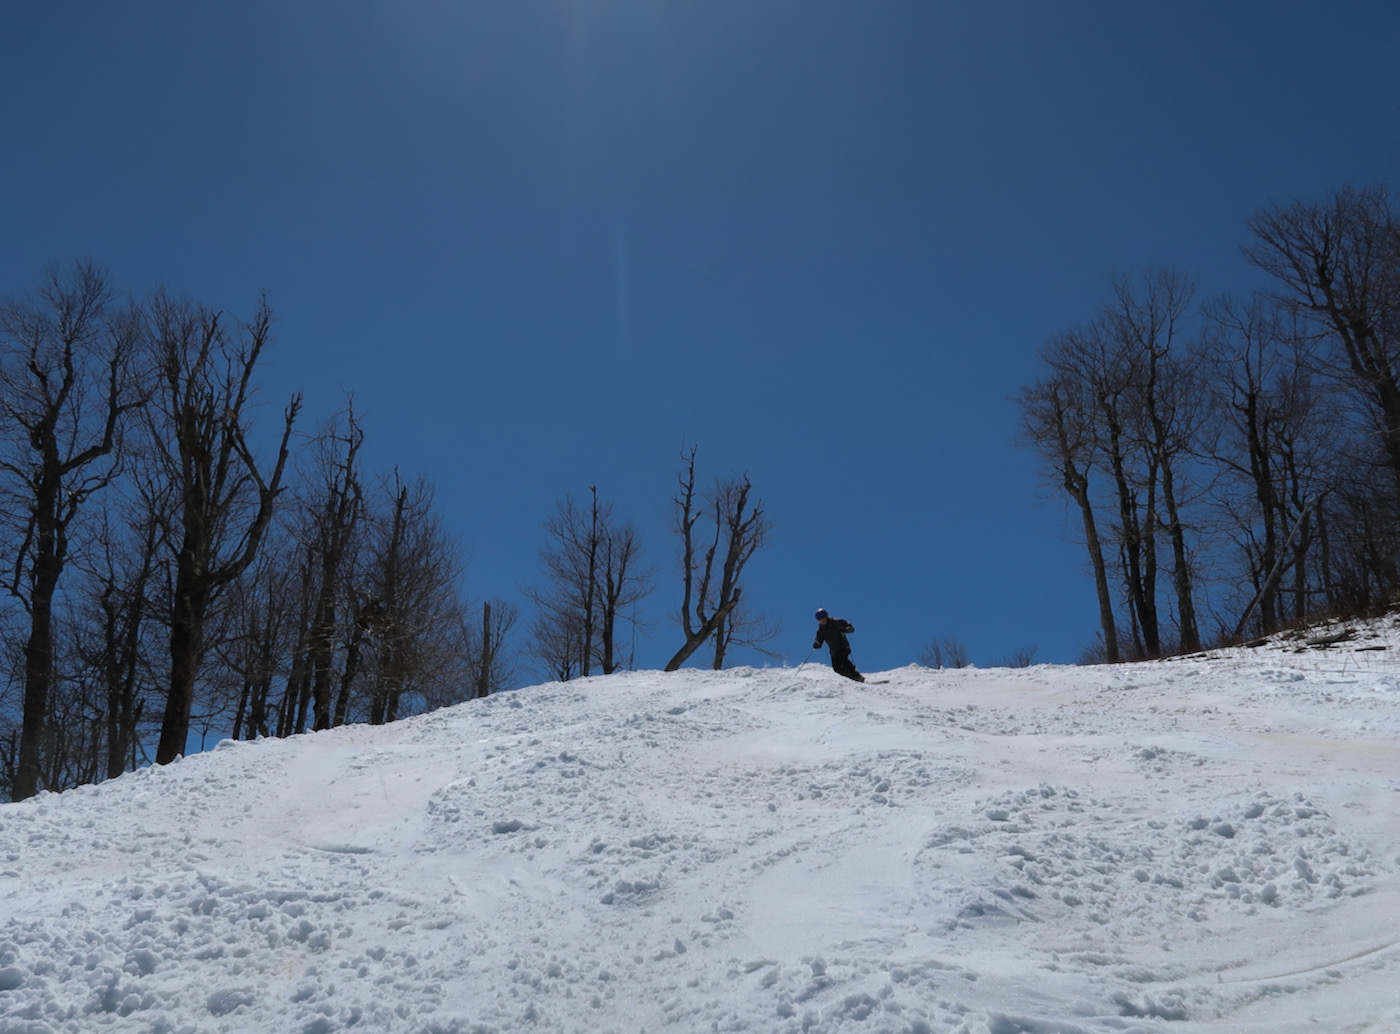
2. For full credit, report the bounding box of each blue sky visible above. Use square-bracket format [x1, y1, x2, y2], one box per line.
[3, 2, 1398, 672]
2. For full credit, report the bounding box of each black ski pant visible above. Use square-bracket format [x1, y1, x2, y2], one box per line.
[830, 649, 863, 682]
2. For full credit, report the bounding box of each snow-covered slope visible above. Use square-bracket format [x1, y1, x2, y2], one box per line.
[3, 629, 1400, 1033]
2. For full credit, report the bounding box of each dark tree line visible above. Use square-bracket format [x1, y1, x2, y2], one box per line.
[0, 265, 513, 800]
[1019, 183, 1400, 659]
[0, 264, 142, 799]
[1, 267, 785, 802]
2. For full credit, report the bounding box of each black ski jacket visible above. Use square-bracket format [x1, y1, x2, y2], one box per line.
[814, 618, 855, 653]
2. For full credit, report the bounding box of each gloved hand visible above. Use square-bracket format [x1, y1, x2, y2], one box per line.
[812, 640, 821, 650]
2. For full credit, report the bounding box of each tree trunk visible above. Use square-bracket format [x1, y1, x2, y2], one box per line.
[310, 588, 336, 732]
[476, 602, 493, 699]
[1158, 462, 1200, 652]
[334, 609, 370, 725]
[15, 547, 60, 800]
[232, 680, 252, 741]
[156, 567, 208, 764]
[1105, 416, 1158, 657]
[1067, 477, 1118, 663]
[664, 595, 742, 671]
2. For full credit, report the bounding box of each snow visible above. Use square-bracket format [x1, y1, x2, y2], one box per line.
[4, 623, 1400, 1034]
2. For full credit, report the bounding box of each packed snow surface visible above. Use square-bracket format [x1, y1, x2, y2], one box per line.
[4, 625, 1400, 1033]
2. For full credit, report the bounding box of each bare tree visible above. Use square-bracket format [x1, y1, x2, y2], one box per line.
[525, 487, 651, 678]
[1042, 318, 1161, 656]
[363, 472, 468, 724]
[471, 597, 520, 698]
[943, 638, 970, 669]
[712, 601, 782, 669]
[524, 491, 601, 679]
[595, 509, 653, 673]
[275, 542, 316, 737]
[1200, 294, 1334, 634]
[298, 406, 365, 731]
[918, 636, 970, 669]
[526, 607, 587, 683]
[143, 292, 300, 765]
[917, 639, 943, 669]
[664, 448, 772, 671]
[1017, 352, 1120, 663]
[1246, 185, 1400, 494]
[220, 532, 299, 742]
[1029, 272, 1209, 660]
[1104, 269, 1206, 653]
[1010, 184, 1400, 653]
[0, 262, 144, 800]
[1001, 645, 1038, 668]
[80, 510, 161, 778]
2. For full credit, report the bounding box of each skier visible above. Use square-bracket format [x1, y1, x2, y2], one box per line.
[813, 608, 864, 682]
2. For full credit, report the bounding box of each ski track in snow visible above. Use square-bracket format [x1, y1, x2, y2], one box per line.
[3, 630, 1400, 1033]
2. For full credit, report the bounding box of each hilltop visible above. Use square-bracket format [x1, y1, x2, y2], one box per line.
[3, 630, 1400, 1033]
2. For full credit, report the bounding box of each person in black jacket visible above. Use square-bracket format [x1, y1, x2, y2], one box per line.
[813, 608, 864, 682]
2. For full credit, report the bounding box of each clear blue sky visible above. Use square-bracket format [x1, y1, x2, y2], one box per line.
[3, 2, 1398, 671]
